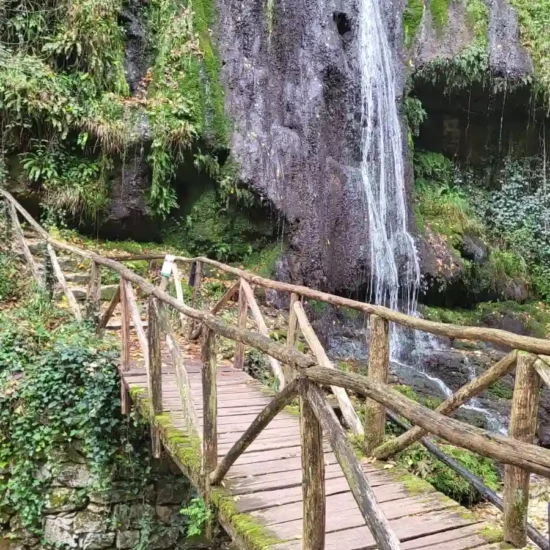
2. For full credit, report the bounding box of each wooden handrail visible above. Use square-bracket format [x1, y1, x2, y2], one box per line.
[3, 194, 550, 475]
[294, 301, 364, 436]
[4, 189, 550, 549]
[209, 379, 301, 485]
[240, 279, 286, 389]
[5, 187, 550, 354]
[373, 350, 518, 459]
[305, 383, 401, 549]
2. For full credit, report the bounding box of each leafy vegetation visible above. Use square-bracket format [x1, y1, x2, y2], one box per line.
[180, 497, 212, 537]
[0, 0, 237, 223]
[162, 190, 276, 262]
[509, 0, 550, 97]
[396, 443, 500, 505]
[414, 151, 485, 242]
[431, 0, 450, 30]
[0, 290, 135, 529]
[403, 0, 424, 47]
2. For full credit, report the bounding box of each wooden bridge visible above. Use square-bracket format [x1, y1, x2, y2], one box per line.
[3, 188, 550, 550]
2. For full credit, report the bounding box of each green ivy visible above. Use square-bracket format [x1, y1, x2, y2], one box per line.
[0, 293, 150, 531]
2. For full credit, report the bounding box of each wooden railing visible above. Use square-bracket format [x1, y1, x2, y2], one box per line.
[2, 188, 550, 550]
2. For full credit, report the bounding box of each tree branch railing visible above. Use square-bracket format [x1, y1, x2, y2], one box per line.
[3, 188, 550, 549]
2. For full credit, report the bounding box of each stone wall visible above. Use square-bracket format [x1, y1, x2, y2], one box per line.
[0, 443, 195, 550]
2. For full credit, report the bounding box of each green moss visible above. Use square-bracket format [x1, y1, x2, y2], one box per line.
[431, 0, 451, 30]
[479, 525, 505, 544]
[508, 0, 550, 98]
[403, 0, 424, 47]
[211, 489, 282, 549]
[192, 0, 229, 146]
[266, 0, 276, 38]
[375, 464, 436, 495]
[465, 0, 490, 43]
[485, 380, 514, 400]
[242, 244, 285, 278]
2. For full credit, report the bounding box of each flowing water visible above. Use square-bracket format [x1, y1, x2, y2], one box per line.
[358, 0, 420, 315]
[356, 0, 505, 432]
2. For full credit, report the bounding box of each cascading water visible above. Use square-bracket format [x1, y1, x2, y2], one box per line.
[355, 0, 504, 435]
[358, 0, 420, 316]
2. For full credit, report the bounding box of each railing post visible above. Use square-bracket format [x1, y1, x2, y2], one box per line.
[120, 279, 131, 415]
[233, 279, 247, 370]
[8, 202, 41, 285]
[284, 293, 300, 384]
[1, 199, 12, 245]
[202, 328, 217, 538]
[300, 380, 326, 550]
[148, 297, 163, 459]
[188, 260, 202, 337]
[503, 352, 540, 548]
[365, 315, 390, 454]
[42, 241, 54, 300]
[86, 261, 101, 326]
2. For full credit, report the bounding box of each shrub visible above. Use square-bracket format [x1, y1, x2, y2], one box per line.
[396, 443, 500, 505]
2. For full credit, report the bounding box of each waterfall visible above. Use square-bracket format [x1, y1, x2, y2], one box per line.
[358, 0, 420, 315]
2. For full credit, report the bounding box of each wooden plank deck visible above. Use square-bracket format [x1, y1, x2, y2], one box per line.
[122, 352, 498, 550]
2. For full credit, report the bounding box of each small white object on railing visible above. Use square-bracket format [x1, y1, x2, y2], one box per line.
[161, 254, 175, 278]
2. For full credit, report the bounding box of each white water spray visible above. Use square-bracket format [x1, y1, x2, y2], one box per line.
[358, 0, 420, 314]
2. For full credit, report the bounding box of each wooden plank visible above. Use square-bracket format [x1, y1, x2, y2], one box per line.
[318, 511, 477, 550]
[210, 379, 300, 485]
[294, 302, 364, 436]
[534, 357, 550, 389]
[503, 353, 540, 547]
[240, 279, 286, 389]
[237, 478, 411, 514]
[229, 463, 345, 495]
[120, 280, 131, 414]
[400, 524, 489, 549]
[365, 315, 389, 453]
[187, 260, 202, 337]
[267, 494, 460, 538]
[227, 454, 339, 479]
[253, 491, 451, 527]
[172, 262, 187, 335]
[124, 280, 149, 368]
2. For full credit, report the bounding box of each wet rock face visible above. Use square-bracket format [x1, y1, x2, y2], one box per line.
[217, 0, 406, 291]
[487, 0, 534, 79]
[101, 147, 155, 241]
[120, 0, 150, 94]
